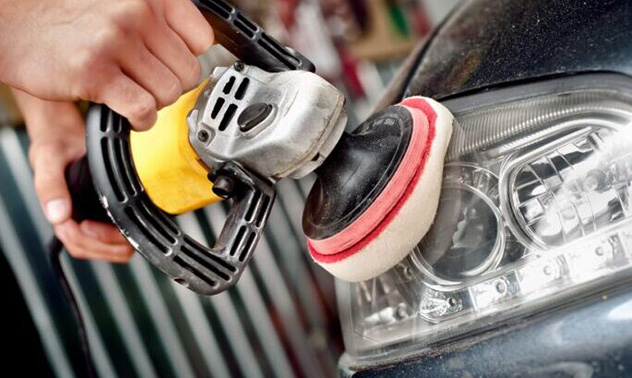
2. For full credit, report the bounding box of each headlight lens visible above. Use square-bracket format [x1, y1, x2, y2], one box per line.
[337, 77, 632, 364]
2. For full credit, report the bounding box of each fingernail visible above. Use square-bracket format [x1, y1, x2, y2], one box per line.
[45, 199, 70, 224]
[80, 222, 98, 238]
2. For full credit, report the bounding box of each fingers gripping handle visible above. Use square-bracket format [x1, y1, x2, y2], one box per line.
[85, 105, 276, 295]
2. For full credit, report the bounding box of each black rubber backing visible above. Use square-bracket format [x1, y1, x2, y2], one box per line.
[302, 105, 413, 240]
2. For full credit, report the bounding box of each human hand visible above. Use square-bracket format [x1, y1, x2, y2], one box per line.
[15, 90, 134, 262]
[0, 0, 213, 130]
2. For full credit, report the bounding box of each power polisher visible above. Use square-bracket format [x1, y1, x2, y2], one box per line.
[66, 0, 454, 295]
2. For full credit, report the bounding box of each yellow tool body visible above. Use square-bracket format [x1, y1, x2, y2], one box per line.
[130, 82, 222, 214]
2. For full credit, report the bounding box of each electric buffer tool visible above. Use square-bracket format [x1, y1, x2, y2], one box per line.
[64, 0, 455, 296]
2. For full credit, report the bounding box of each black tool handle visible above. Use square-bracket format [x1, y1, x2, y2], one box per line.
[193, 0, 315, 73]
[64, 120, 275, 295]
[84, 106, 275, 295]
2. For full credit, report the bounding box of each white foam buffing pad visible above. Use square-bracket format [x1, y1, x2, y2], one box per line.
[307, 97, 454, 282]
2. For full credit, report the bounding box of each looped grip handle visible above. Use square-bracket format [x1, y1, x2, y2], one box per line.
[85, 105, 276, 295]
[193, 0, 315, 73]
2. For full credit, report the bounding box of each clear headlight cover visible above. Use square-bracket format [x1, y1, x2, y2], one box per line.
[337, 75, 632, 365]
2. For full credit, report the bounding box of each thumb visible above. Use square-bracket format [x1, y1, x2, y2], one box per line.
[30, 142, 73, 225]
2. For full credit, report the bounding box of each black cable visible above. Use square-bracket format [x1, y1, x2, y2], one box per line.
[48, 236, 97, 378]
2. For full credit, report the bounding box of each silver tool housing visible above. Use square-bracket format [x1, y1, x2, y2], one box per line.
[188, 63, 347, 180]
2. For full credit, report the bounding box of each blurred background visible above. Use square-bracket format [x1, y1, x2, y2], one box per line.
[0, 1, 458, 377]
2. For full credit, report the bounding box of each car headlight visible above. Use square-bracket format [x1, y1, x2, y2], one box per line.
[337, 75, 632, 365]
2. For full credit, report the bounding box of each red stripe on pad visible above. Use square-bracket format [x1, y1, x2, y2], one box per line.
[308, 97, 438, 263]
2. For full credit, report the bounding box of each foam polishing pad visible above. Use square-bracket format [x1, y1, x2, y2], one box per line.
[302, 97, 454, 282]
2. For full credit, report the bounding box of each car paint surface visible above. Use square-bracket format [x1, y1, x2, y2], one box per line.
[402, 0, 632, 101]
